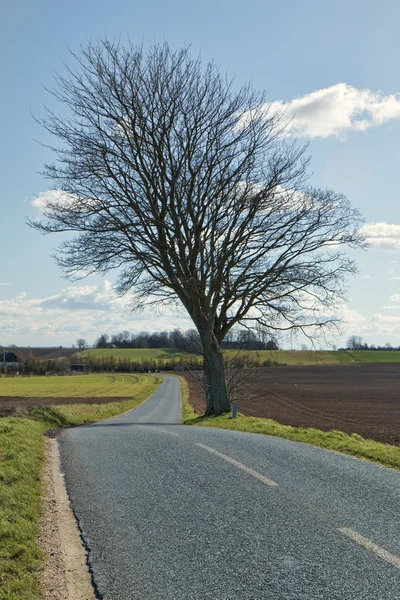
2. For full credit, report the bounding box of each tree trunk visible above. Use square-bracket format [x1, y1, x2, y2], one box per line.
[202, 340, 231, 416]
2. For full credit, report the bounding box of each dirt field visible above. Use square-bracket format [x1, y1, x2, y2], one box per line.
[181, 363, 400, 445]
[0, 396, 127, 417]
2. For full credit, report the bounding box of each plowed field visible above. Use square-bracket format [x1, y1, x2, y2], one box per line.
[181, 363, 400, 445]
[0, 396, 128, 417]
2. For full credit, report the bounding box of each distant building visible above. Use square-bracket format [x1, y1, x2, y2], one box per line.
[0, 350, 19, 364]
[71, 363, 89, 373]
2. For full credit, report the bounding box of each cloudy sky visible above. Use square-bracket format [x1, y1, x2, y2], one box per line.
[1, 0, 400, 348]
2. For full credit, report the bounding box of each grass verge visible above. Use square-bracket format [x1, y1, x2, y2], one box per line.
[180, 382, 400, 472]
[0, 375, 160, 600]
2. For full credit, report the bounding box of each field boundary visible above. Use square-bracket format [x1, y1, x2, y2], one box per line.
[179, 378, 400, 472]
[82, 347, 400, 365]
[179, 364, 400, 446]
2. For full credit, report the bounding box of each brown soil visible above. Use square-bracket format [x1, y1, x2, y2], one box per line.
[181, 363, 400, 445]
[0, 396, 127, 417]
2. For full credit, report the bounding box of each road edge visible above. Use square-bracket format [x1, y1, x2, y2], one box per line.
[39, 437, 98, 600]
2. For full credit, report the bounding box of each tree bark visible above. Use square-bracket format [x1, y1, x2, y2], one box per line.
[202, 340, 231, 416]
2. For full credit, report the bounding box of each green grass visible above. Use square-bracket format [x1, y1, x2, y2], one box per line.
[179, 376, 195, 421]
[28, 387, 160, 427]
[84, 348, 341, 366]
[255, 349, 400, 365]
[252, 349, 340, 365]
[0, 373, 154, 398]
[181, 386, 400, 472]
[0, 374, 160, 600]
[82, 347, 400, 366]
[83, 347, 188, 362]
[333, 350, 400, 363]
[0, 419, 49, 600]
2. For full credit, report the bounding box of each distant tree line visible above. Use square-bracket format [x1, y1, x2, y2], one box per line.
[0, 354, 283, 377]
[0, 329, 281, 377]
[0, 353, 282, 377]
[94, 328, 279, 352]
[72, 353, 282, 373]
[0, 354, 71, 376]
[345, 336, 400, 351]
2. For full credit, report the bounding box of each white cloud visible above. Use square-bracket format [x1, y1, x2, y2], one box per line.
[1, 281, 400, 347]
[0, 281, 191, 346]
[360, 222, 400, 251]
[0, 282, 10, 286]
[30, 189, 78, 215]
[361, 275, 371, 279]
[329, 298, 400, 340]
[334, 299, 368, 329]
[371, 313, 400, 332]
[40, 281, 120, 311]
[265, 83, 400, 139]
[390, 276, 400, 280]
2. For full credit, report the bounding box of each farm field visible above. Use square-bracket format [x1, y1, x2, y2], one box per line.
[82, 347, 188, 361]
[254, 349, 340, 365]
[0, 373, 149, 397]
[84, 347, 339, 365]
[0, 373, 159, 416]
[334, 350, 400, 363]
[182, 363, 400, 445]
[83, 347, 400, 365]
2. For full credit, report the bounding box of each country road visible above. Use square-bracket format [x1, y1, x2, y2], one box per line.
[58, 375, 400, 599]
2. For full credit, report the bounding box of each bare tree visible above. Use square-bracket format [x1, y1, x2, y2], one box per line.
[346, 335, 363, 350]
[76, 338, 88, 353]
[30, 40, 365, 415]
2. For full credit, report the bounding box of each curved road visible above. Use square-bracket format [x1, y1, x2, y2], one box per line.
[58, 375, 400, 599]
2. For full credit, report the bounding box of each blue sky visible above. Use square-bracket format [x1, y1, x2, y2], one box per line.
[1, 0, 400, 348]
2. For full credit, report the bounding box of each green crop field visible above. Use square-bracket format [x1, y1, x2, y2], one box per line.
[84, 347, 340, 365]
[333, 350, 400, 363]
[83, 347, 188, 362]
[249, 350, 340, 365]
[226, 349, 400, 365]
[0, 373, 153, 397]
[82, 347, 400, 366]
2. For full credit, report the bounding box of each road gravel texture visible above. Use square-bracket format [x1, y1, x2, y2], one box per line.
[58, 375, 400, 599]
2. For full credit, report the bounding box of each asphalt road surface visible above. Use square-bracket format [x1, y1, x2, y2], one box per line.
[58, 375, 400, 599]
